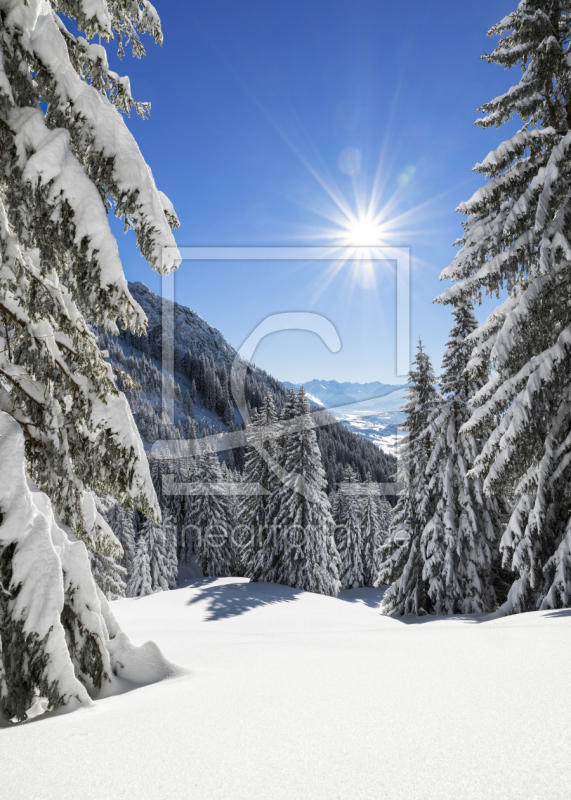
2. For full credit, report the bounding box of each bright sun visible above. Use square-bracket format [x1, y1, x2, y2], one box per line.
[346, 218, 383, 246]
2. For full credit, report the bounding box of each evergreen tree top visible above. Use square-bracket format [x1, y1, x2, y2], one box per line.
[296, 385, 312, 416]
[342, 464, 359, 483]
[401, 340, 440, 435]
[428, 1, 571, 613]
[260, 389, 278, 424]
[438, 2, 571, 309]
[478, 2, 571, 135]
[281, 387, 298, 421]
[439, 306, 480, 400]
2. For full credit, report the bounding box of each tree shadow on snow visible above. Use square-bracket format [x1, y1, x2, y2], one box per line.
[387, 608, 502, 626]
[186, 579, 303, 621]
[541, 608, 571, 619]
[338, 587, 387, 610]
[337, 584, 492, 623]
[400, 609, 507, 625]
[395, 607, 571, 625]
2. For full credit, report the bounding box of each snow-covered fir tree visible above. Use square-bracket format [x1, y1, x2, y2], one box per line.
[164, 514, 178, 589]
[221, 461, 243, 574]
[127, 524, 153, 597]
[179, 457, 199, 567]
[0, 0, 180, 719]
[195, 448, 235, 578]
[127, 515, 177, 597]
[89, 551, 126, 601]
[0, 1, 178, 535]
[251, 388, 341, 596]
[330, 483, 341, 521]
[378, 495, 393, 535]
[81, 492, 127, 597]
[437, 2, 571, 612]
[0, 414, 130, 721]
[228, 468, 250, 576]
[361, 473, 389, 587]
[182, 390, 194, 420]
[421, 306, 505, 614]
[372, 496, 393, 584]
[378, 342, 441, 615]
[163, 458, 191, 558]
[240, 391, 280, 575]
[106, 503, 137, 576]
[148, 453, 184, 555]
[334, 465, 365, 589]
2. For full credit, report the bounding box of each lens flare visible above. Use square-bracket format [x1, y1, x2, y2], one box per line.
[337, 147, 362, 176]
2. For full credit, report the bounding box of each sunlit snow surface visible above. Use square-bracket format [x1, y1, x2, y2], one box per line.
[3, 578, 571, 799]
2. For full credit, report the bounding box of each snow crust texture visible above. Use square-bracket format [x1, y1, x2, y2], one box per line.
[2, 579, 569, 799]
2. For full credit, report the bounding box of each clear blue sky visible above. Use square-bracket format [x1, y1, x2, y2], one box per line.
[109, 0, 517, 384]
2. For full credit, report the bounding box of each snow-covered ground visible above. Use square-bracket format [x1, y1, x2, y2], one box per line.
[2, 579, 571, 800]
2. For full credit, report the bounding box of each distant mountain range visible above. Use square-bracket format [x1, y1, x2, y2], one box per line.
[283, 379, 405, 408]
[283, 379, 408, 455]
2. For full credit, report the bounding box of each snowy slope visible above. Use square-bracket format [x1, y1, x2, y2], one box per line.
[3, 580, 570, 800]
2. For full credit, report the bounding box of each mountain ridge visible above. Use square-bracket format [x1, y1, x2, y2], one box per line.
[283, 379, 405, 409]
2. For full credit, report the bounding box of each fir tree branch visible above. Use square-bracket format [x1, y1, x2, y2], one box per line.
[0, 368, 43, 408]
[544, 81, 561, 132]
[0, 117, 15, 137]
[2, 313, 12, 361]
[0, 304, 81, 393]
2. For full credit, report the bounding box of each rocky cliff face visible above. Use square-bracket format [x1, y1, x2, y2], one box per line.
[129, 281, 237, 368]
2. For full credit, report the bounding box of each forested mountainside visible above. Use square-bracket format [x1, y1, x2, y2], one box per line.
[98, 282, 395, 493]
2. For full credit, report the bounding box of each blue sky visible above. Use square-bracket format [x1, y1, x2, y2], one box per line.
[110, 0, 517, 384]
